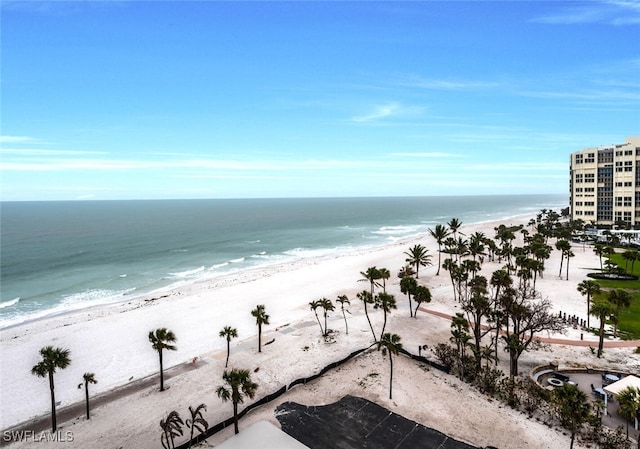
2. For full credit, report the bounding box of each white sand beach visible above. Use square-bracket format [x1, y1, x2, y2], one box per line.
[1, 215, 639, 448]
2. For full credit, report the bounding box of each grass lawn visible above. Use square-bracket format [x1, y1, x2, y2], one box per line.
[594, 252, 640, 339]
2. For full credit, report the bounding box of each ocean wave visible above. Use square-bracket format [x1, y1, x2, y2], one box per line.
[210, 262, 230, 270]
[0, 297, 20, 309]
[246, 239, 261, 244]
[230, 257, 245, 263]
[169, 266, 205, 278]
[283, 247, 339, 258]
[372, 225, 424, 236]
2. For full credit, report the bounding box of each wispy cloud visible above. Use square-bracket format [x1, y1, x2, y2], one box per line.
[0, 135, 42, 144]
[399, 76, 499, 91]
[351, 102, 422, 123]
[531, 0, 640, 25]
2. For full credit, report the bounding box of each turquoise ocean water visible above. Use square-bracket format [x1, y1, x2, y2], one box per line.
[0, 195, 566, 328]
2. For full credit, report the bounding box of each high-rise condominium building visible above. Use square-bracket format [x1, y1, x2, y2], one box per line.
[570, 136, 640, 226]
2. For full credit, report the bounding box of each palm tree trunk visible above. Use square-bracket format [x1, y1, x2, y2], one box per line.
[258, 324, 262, 353]
[49, 372, 57, 432]
[587, 296, 590, 328]
[225, 340, 230, 368]
[380, 310, 388, 343]
[389, 354, 393, 400]
[408, 293, 413, 318]
[363, 302, 376, 342]
[436, 246, 441, 275]
[342, 309, 348, 334]
[598, 320, 605, 358]
[159, 349, 165, 391]
[233, 402, 239, 434]
[324, 311, 328, 337]
[85, 383, 90, 419]
[314, 311, 323, 336]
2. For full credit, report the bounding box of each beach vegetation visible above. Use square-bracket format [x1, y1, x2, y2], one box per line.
[159, 410, 183, 449]
[428, 224, 450, 275]
[616, 386, 640, 437]
[378, 267, 391, 292]
[148, 327, 177, 392]
[400, 276, 417, 317]
[412, 285, 432, 318]
[374, 292, 396, 342]
[31, 346, 71, 432]
[607, 289, 632, 338]
[336, 294, 350, 335]
[359, 266, 382, 294]
[397, 264, 415, 278]
[216, 368, 258, 434]
[77, 372, 97, 420]
[219, 326, 238, 368]
[320, 297, 335, 337]
[309, 300, 324, 336]
[553, 383, 592, 449]
[356, 290, 376, 342]
[185, 403, 208, 448]
[403, 244, 432, 279]
[590, 299, 616, 357]
[379, 333, 402, 400]
[251, 304, 269, 353]
[449, 312, 471, 380]
[577, 280, 601, 328]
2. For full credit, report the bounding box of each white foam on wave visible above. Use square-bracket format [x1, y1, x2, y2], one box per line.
[283, 247, 339, 258]
[372, 224, 424, 236]
[0, 289, 137, 329]
[210, 262, 230, 270]
[230, 257, 245, 263]
[0, 297, 20, 309]
[169, 266, 205, 278]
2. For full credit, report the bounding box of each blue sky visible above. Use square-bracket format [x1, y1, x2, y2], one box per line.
[1, 1, 639, 201]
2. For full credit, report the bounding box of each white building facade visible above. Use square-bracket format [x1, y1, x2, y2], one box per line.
[570, 136, 640, 226]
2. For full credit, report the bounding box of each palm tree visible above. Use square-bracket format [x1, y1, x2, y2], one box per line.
[608, 289, 632, 338]
[359, 266, 381, 294]
[593, 244, 605, 271]
[577, 280, 600, 328]
[404, 244, 432, 279]
[219, 326, 238, 368]
[251, 304, 270, 353]
[590, 299, 616, 358]
[336, 295, 350, 334]
[448, 217, 462, 240]
[553, 383, 592, 449]
[357, 290, 376, 341]
[616, 386, 640, 435]
[77, 372, 97, 420]
[400, 276, 417, 317]
[149, 327, 177, 392]
[413, 285, 432, 318]
[309, 300, 324, 336]
[31, 346, 71, 432]
[564, 249, 574, 281]
[555, 239, 571, 278]
[428, 224, 450, 275]
[378, 267, 391, 292]
[374, 292, 397, 341]
[379, 333, 402, 400]
[185, 403, 208, 448]
[320, 297, 335, 337]
[160, 410, 184, 449]
[216, 368, 258, 434]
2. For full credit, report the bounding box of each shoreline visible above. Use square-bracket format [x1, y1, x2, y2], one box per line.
[0, 212, 537, 333]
